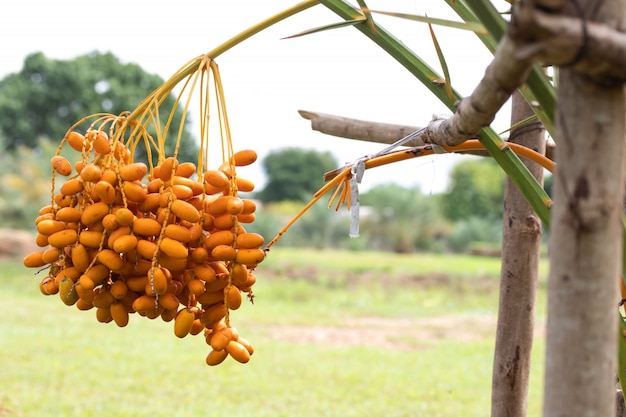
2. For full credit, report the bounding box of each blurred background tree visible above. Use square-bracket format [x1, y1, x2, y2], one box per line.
[435, 158, 506, 253]
[439, 158, 505, 222]
[0, 51, 200, 229]
[256, 147, 338, 203]
[0, 51, 198, 163]
[0, 139, 54, 229]
[359, 184, 449, 253]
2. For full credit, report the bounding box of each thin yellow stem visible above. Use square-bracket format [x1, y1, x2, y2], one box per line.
[124, 0, 318, 124]
[336, 180, 348, 211]
[327, 140, 555, 181]
[327, 176, 345, 208]
[268, 140, 554, 248]
[211, 61, 234, 164]
[266, 168, 350, 250]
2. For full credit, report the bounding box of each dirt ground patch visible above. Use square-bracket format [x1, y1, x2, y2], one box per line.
[264, 315, 546, 351]
[262, 266, 502, 297]
[0, 229, 38, 260]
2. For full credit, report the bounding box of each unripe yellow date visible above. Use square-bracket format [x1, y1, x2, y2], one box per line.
[225, 285, 242, 310]
[95, 181, 116, 204]
[92, 130, 111, 155]
[66, 131, 86, 152]
[210, 330, 231, 351]
[71, 243, 91, 272]
[37, 219, 66, 236]
[81, 202, 110, 225]
[203, 169, 230, 189]
[205, 349, 228, 366]
[159, 237, 188, 259]
[211, 244, 236, 262]
[110, 302, 129, 327]
[236, 232, 264, 249]
[226, 340, 251, 363]
[23, 250, 46, 268]
[59, 276, 78, 306]
[174, 308, 195, 338]
[119, 162, 148, 182]
[51, 155, 72, 176]
[112, 234, 138, 254]
[149, 267, 169, 296]
[234, 248, 265, 266]
[48, 229, 78, 248]
[133, 218, 162, 237]
[171, 199, 200, 223]
[231, 149, 257, 167]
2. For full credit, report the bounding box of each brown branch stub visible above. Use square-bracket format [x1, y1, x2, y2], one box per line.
[297, 110, 425, 146]
[298, 110, 555, 161]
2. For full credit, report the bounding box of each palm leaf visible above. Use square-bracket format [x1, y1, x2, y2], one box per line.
[365, 9, 487, 34]
[282, 18, 366, 39]
[498, 114, 539, 136]
[427, 21, 454, 101]
[442, 0, 498, 51]
[355, 0, 377, 35]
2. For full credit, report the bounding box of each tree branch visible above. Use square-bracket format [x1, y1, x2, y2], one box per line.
[298, 109, 555, 161]
[420, 35, 535, 147]
[297, 110, 425, 146]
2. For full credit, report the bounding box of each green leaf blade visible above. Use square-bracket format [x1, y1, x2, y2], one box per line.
[282, 18, 366, 39]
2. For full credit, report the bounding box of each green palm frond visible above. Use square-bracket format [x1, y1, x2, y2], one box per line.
[427, 21, 454, 101]
[282, 18, 366, 39]
[365, 9, 487, 34]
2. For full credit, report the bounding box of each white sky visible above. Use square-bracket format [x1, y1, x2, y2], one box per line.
[0, 0, 511, 193]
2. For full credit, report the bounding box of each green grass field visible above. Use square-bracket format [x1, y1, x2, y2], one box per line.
[1, 249, 548, 417]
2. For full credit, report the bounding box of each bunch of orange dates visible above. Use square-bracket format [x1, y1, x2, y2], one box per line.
[24, 128, 263, 365]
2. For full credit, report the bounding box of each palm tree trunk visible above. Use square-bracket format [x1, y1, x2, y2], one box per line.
[491, 91, 545, 417]
[543, 2, 625, 414]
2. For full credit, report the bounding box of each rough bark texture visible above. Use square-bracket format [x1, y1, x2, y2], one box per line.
[543, 2, 626, 416]
[618, 390, 626, 417]
[532, 0, 568, 11]
[491, 91, 545, 417]
[510, 7, 626, 82]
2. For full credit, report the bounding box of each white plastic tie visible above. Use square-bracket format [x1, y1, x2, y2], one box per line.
[341, 126, 428, 238]
[349, 159, 366, 238]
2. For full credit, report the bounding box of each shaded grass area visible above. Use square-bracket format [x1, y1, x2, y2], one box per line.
[1, 250, 548, 417]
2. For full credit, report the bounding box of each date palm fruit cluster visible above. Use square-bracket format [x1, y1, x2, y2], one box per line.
[23, 56, 264, 365]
